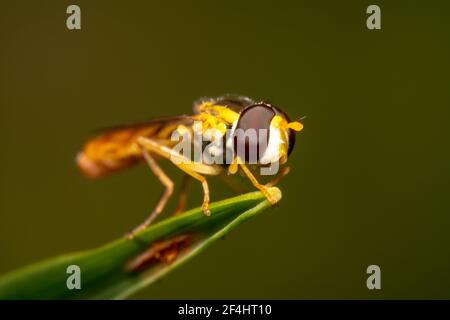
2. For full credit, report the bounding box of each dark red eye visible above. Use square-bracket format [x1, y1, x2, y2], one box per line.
[233, 103, 275, 163]
[233, 103, 297, 163]
[286, 126, 296, 156]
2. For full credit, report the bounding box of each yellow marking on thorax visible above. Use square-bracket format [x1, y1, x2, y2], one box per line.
[194, 101, 240, 135]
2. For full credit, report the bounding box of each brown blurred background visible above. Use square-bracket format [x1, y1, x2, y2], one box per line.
[1, 0, 450, 298]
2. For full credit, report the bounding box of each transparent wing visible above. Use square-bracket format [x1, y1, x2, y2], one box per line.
[77, 116, 193, 178]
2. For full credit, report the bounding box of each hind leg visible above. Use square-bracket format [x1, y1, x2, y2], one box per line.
[173, 175, 191, 215]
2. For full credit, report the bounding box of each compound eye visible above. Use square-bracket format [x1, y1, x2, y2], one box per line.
[233, 104, 275, 163]
[287, 126, 296, 156]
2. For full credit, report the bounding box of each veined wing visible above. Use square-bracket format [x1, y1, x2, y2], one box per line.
[77, 115, 193, 178]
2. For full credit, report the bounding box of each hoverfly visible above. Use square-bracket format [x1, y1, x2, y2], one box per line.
[76, 95, 303, 238]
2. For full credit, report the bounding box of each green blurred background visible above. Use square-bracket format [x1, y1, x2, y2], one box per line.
[1, 0, 450, 299]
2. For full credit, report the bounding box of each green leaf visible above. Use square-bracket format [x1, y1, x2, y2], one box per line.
[0, 187, 281, 299]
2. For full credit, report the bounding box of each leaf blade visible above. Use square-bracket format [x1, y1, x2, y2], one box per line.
[0, 187, 281, 299]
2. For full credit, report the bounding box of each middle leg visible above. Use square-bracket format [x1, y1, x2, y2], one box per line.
[137, 136, 218, 217]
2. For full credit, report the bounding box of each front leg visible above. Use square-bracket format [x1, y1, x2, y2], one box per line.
[233, 157, 279, 205]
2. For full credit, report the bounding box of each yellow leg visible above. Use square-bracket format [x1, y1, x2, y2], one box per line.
[173, 175, 191, 215]
[177, 163, 211, 216]
[128, 147, 174, 238]
[137, 136, 213, 217]
[238, 161, 279, 205]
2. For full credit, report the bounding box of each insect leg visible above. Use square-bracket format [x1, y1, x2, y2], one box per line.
[128, 146, 174, 238]
[237, 160, 279, 205]
[176, 163, 211, 216]
[137, 136, 214, 216]
[173, 175, 191, 215]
